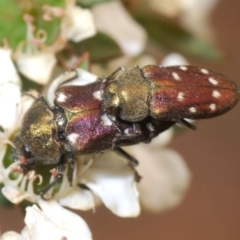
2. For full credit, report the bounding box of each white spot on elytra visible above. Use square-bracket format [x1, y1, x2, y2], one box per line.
[201, 68, 209, 74]
[209, 103, 216, 111]
[212, 90, 221, 98]
[172, 72, 181, 81]
[189, 107, 197, 113]
[208, 77, 218, 85]
[101, 114, 112, 126]
[57, 92, 67, 102]
[180, 66, 188, 71]
[93, 90, 102, 101]
[177, 92, 184, 101]
[67, 133, 79, 144]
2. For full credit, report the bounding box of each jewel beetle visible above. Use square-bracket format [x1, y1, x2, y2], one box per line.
[11, 65, 239, 198]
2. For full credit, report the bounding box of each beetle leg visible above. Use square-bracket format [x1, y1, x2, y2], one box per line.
[66, 151, 75, 186]
[40, 174, 62, 200]
[178, 119, 196, 130]
[145, 122, 157, 143]
[40, 155, 66, 200]
[115, 147, 138, 166]
[115, 147, 141, 182]
[113, 123, 143, 146]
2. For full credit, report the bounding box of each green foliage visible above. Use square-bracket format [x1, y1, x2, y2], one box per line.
[76, 0, 115, 8]
[0, 0, 65, 48]
[70, 32, 122, 63]
[0, 0, 25, 47]
[135, 14, 222, 60]
[0, 184, 13, 208]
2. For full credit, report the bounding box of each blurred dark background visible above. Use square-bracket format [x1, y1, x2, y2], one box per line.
[1, 0, 240, 239]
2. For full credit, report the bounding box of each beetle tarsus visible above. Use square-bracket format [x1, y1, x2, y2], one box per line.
[115, 147, 141, 182]
[40, 156, 66, 200]
[40, 173, 63, 200]
[178, 119, 196, 130]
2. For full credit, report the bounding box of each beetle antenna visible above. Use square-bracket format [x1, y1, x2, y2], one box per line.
[104, 67, 125, 83]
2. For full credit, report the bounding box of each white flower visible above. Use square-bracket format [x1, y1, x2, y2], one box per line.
[14, 1, 96, 84]
[0, 201, 92, 240]
[14, 15, 56, 85]
[92, 1, 147, 56]
[61, 0, 96, 42]
[15, 52, 56, 85]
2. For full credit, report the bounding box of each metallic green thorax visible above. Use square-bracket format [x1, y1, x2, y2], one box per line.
[103, 67, 151, 122]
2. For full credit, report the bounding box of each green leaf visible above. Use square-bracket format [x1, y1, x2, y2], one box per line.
[0, 0, 26, 48]
[76, 0, 115, 8]
[0, 184, 13, 208]
[19, 71, 42, 91]
[135, 14, 222, 60]
[2, 146, 14, 169]
[20, 200, 34, 215]
[0, 0, 65, 48]
[59, 32, 122, 64]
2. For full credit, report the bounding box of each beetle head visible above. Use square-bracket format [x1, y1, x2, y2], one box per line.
[12, 96, 62, 174]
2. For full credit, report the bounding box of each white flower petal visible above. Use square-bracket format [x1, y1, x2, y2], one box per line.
[126, 145, 191, 213]
[161, 53, 188, 66]
[16, 52, 56, 84]
[59, 186, 96, 211]
[0, 231, 22, 240]
[5, 94, 36, 148]
[0, 48, 21, 129]
[179, 0, 218, 40]
[0, 84, 21, 129]
[148, 0, 180, 17]
[81, 152, 140, 217]
[92, 1, 147, 56]
[61, 5, 96, 42]
[21, 201, 92, 240]
[0, 48, 21, 85]
[1, 185, 31, 204]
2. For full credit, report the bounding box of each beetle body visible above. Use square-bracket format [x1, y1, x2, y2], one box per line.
[12, 65, 238, 197]
[104, 65, 238, 122]
[13, 75, 174, 175]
